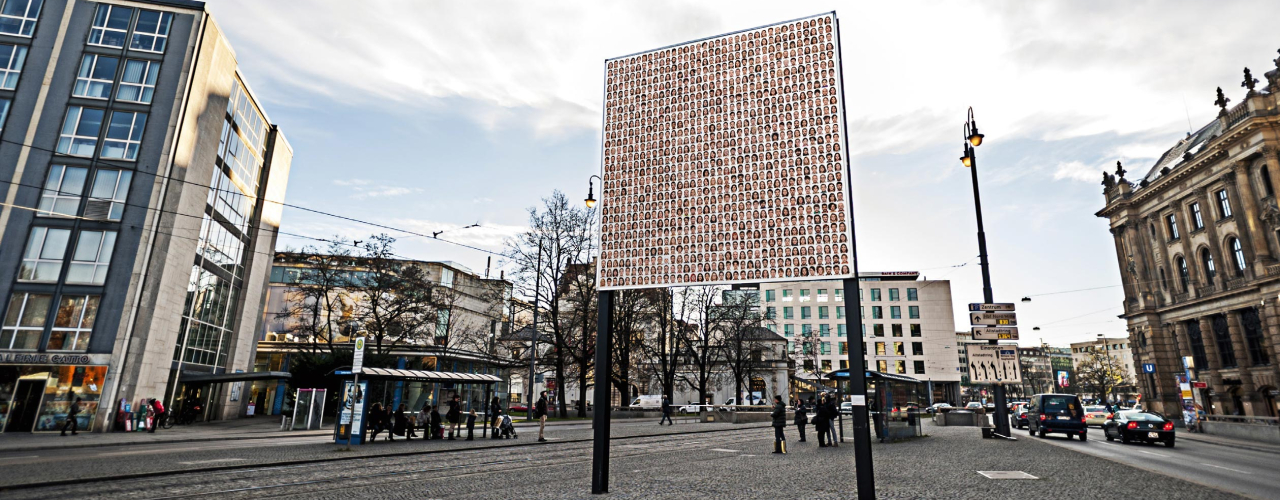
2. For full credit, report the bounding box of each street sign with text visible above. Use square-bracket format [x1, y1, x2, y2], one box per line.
[968, 303, 1015, 312]
[352, 337, 366, 372]
[967, 344, 1022, 384]
[970, 312, 1017, 326]
[972, 327, 1019, 340]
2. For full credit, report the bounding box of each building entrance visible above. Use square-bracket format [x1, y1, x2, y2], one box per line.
[5, 380, 45, 432]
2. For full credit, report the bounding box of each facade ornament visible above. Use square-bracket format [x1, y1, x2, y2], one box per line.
[1243, 67, 1259, 95]
[1115, 160, 1127, 180]
[1274, 48, 1280, 72]
[1161, 166, 1172, 175]
[1215, 87, 1231, 115]
[1102, 171, 1115, 191]
[1262, 145, 1278, 160]
[1261, 198, 1280, 227]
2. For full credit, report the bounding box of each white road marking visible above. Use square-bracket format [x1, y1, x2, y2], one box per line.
[709, 448, 739, 453]
[740, 454, 757, 457]
[1137, 450, 1170, 458]
[178, 458, 247, 465]
[0, 455, 38, 461]
[1200, 463, 1251, 474]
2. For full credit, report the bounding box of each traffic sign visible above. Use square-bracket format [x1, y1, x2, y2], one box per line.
[1142, 363, 1156, 374]
[970, 312, 1017, 326]
[352, 336, 366, 372]
[968, 303, 1015, 312]
[972, 327, 1019, 341]
[1192, 381, 1207, 389]
[967, 344, 1022, 384]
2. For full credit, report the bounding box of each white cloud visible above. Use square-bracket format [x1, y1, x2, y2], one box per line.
[1053, 161, 1102, 183]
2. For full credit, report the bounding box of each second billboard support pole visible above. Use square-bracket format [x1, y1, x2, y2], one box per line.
[591, 290, 614, 494]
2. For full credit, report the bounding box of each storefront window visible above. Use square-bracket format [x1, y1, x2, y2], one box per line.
[0, 365, 106, 432]
[47, 295, 99, 351]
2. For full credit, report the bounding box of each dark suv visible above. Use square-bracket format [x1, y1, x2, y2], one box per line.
[1026, 393, 1087, 440]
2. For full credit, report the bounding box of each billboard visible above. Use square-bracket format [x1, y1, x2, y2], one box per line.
[597, 12, 851, 290]
[1057, 370, 1069, 388]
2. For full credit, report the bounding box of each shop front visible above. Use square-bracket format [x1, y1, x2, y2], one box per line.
[0, 353, 111, 433]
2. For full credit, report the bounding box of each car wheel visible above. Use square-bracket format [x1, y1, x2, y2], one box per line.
[1120, 433, 1130, 444]
[1080, 432, 1087, 442]
[1038, 428, 1046, 438]
[1164, 439, 1175, 448]
[1028, 425, 1035, 436]
[1105, 433, 1114, 442]
[1066, 433, 1073, 440]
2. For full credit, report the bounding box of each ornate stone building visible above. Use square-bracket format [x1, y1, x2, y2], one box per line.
[1097, 58, 1280, 419]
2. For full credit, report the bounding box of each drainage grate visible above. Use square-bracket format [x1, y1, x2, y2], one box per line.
[977, 471, 1038, 480]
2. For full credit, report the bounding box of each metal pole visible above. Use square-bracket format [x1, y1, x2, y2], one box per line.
[529, 238, 543, 422]
[592, 290, 614, 494]
[345, 372, 359, 450]
[968, 141, 1011, 437]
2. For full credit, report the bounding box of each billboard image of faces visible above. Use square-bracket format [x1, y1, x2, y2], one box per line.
[597, 13, 851, 290]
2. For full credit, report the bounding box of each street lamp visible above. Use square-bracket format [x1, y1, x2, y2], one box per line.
[585, 175, 602, 208]
[961, 106, 1011, 438]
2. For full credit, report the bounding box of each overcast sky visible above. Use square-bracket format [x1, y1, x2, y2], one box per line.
[209, 0, 1280, 347]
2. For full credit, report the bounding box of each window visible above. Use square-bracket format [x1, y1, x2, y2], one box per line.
[73, 54, 117, 99]
[820, 360, 831, 371]
[891, 324, 903, 337]
[0, 97, 9, 132]
[820, 342, 830, 355]
[787, 341, 794, 353]
[889, 288, 899, 301]
[800, 306, 811, 319]
[783, 307, 793, 320]
[860, 306, 864, 319]
[817, 289, 828, 301]
[818, 306, 828, 319]
[801, 324, 812, 337]
[87, 169, 132, 221]
[1230, 238, 1246, 274]
[57, 106, 104, 157]
[910, 324, 922, 337]
[67, 230, 115, 285]
[130, 10, 172, 53]
[890, 306, 901, 319]
[913, 360, 926, 374]
[870, 288, 881, 301]
[1190, 202, 1204, 230]
[19, 227, 70, 282]
[782, 290, 793, 301]
[1216, 189, 1233, 218]
[909, 306, 920, 319]
[1150, 223, 1157, 239]
[835, 289, 843, 302]
[765, 306, 776, 319]
[1200, 249, 1216, 284]
[1166, 214, 1179, 240]
[872, 306, 882, 319]
[765, 290, 775, 302]
[912, 342, 923, 355]
[877, 360, 887, 372]
[46, 295, 99, 351]
[875, 342, 886, 355]
[101, 111, 147, 160]
[117, 59, 159, 104]
[0, 43, 25, 89]
[766, 324, 776, 333]
[1177, 256, 1190, 291]
[783, 324, 794, 337]
[0, 0, 41, 37]
[840, 360, 848, 369]
[1, 292, 50, 349]
[873, 324, 884, 336]
[819, 324, 830, 337]
[893, 342, 904, 355]
[88, 4, 132, 48]
[895, 360, 906, 374]
[837, 324, 846, 337]
[799, 289, 810, 302]
[1263, 166, 1276, 197]
[440, 268, 455, 288]
[907, 288, 918, 301]
[840, 342, 847, 355]
[836, 306, 845, 319]
[38, 165, 87, 217]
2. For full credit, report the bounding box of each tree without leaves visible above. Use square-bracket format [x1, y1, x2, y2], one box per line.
[674, 286, 725, 405]
[355, 234, 438, 355]
[560, 261, 597, 417]
[639, 289, 685, 405]
[715, 289, 775, 404]
[274, 239, 357, 354]
[611, 288, 659, 406]
[1075, 350, 1134, 403]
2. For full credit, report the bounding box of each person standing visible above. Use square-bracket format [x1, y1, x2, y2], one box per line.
[770, 395, 787, 454]
[489, 397, 503, 440]
[825, 396, 840, 447]
[148, 398, 166, 433]
[536, 391, 549, 442]
[660, 396, 674, 426]
[814, 395, 830, 447]
[394, 403, 412, 440]
[466, 409, 477, 441]
[793, 398, 808, 442]
[61, 395, 82, 436]
[446, 394, 461, 440]
[429, 405, 443, 440]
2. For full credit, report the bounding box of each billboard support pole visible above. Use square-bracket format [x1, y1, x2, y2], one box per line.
[592, 290, 614, 494]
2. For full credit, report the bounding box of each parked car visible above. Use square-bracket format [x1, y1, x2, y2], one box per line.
[629, 395, 662, 410]
[1083, 405, 1110, 426]
[964, 402, 985, 414]
[1102, 410, 1175, 447]
[509, 404, 529, 413]
[1009, 405, 1029, 429]
[1026, 393, 1087, 440]
[840, 402, 854, 415]
[927, 403, 953, 414]
[678, 403, 701, 414]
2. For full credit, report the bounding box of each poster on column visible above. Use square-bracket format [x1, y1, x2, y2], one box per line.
[597, 12, 853, 290]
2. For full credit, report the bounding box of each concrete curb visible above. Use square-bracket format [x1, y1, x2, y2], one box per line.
[0, 430, 333, 453]
[1174, 432, 1280, 454]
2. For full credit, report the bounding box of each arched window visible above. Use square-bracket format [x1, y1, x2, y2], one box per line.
[1201, 249, 1216, 283]
[1230, 237, 1246, 274]
[1177, 256, 1190, 291]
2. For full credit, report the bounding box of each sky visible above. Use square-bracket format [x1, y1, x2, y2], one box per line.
[207, 0, 1280, 347]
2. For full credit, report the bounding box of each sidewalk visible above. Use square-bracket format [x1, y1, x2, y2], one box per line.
[1176, 429, 1280, 454]
[0, 417, 332, 453]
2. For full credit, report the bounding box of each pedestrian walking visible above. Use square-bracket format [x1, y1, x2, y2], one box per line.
[148, 398, 166, 433]
[814, 395, 830, 447]
[446, 394, 461, 440]
[771, 395, 787, 454]
[489, 397, 503, 440]
[660, 396, 674, 426]
[825, 396, 840, 446]
[536, 391, 549, 442]
[466, 409, 477, 441]
[61, 395, 82, 436]
[794, 399, 808, 442]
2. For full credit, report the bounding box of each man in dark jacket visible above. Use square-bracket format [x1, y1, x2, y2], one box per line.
[825, 397, 840, 447]
[489, 397, 503, 439]
[793, 399, 808, 442]
[536, 391, 549, 442]
[660, 397, 674, 425]
[771, 395, 787, 454]
[814, 395, 830, 447]
[446, 394, 461, 440]
[61, 395, 81, 436]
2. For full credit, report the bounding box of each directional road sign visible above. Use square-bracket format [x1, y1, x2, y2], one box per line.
[972, 327, 1019, 341]
[970, 312, 1017, 326]
[968, 303, 1016, 312]
[967, 344, 1022, 384]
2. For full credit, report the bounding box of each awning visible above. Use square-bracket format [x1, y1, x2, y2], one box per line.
[822, 370, 921, 384]
[355, 367, 502, 384]
[179, 371, 291, 383]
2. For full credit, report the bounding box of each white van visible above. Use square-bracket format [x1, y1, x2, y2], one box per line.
[629, 395, 663, 410]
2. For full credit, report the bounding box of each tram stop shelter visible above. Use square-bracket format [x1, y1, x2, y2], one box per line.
[824, 369, 925, 442]
[174, 370, 292, 422]
[335, 367, 502, 444]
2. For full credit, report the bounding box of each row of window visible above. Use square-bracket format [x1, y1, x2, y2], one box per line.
[75, 54, 160, 103]
[772, 322, 923, 337]
[88, 4, 172, 53]
[797, 356, 927, 375]
[1, 291, 97, 351]
[1166, 237, 1247, 293]
[57, 106, 147, 160]
[1163, 189, 1232, 241]
[19, 226, 115, 285]
[39, 165, 131, 220]
[789, 341, 926, 357]
[766, 305, 921, 320]
[766, 287, 920, 302]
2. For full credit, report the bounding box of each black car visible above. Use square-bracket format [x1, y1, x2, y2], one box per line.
[1026, 393, 1087, 440]
[1010, 405, 1029, 429]
[1102, 410, 1175, 447]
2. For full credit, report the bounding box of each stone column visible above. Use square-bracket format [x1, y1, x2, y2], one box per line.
[1268, 299, 1280, 376]
[1226, 311, 1259, 415]
[1198, 316, 1226, 414]
[1124, 223, 1155, 305]
[1263, 146, 1280, 205]
[1231, 163, 1274, 269]
[1148, 322, 1183, 417]
[1110, 224, 1138, 305]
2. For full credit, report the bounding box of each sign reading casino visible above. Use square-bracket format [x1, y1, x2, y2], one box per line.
[597, 12, 851, 290]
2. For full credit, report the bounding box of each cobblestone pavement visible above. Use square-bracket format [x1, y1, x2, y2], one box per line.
[0, 422, 1249, 499]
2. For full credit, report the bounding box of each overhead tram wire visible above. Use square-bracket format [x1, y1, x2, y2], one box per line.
[0, 136, 501, 256]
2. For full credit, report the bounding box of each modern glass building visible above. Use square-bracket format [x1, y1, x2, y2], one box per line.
[0, 0, 292, 432]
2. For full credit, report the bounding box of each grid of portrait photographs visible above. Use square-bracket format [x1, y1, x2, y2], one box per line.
[597, 13, 851, 290]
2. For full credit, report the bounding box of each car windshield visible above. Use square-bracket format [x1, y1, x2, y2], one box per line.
[1120, 411, 1164, 422]
[1085, 406, 1105, 412]
[1043, 396, 1081, 415]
